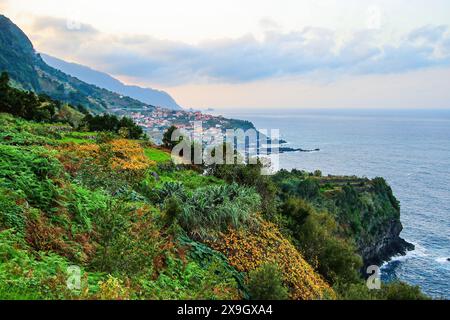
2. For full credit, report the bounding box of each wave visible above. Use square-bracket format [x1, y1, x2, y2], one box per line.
[435, 257, 450, 264]
[381, 241, 428, 267]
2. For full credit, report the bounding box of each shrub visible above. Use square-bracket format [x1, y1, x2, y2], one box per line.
[281, 198, 312, 228]
[0, 115, 61, 146]
[207, 220, 335, 300]
[163, 196, 183, 226]
[381, 282, 429, 300]
[59, 140, 153, 193]
[336, 281, 430, 300]
[177, 184, 261, 239]
[372, 177, 400, 211]
[82, 114, 143, 139]
[0, 72, 59, 123]
[179, 235, 247, 298]
[0, 145, 63, 212]
[95, 131, 116, 144]
[247, 263, 289, 300]
[67, 185, 109, 232]
[314, 170, 322, 177]
[97, 275, 130, 300]
[0, 189, 25, 234]
[90, 200, 161, 276]
[137, 255, 240, 300]
[273, 173, 320, 201]
[162, 125, 181, 149]
[0, 230, 76, 299]
[287, 207, 362, 285]
[296, 178, 320, 199]
[109, 139, 154, 171]
[208, 161, 277, 218]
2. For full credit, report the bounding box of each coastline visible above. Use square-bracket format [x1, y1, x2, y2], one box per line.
[211, 108, 449, 297]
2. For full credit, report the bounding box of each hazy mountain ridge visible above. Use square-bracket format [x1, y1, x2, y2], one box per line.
[0, 14, 149, 113]
[42, 54, 182, 110]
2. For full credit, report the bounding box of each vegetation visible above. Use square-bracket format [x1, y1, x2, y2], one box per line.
[207, 219, 336, 300]
[0, 84, 429, 300]
[162, 125, 179, 149]
[272, 169, 404, 257]
[0, 15, 148, 113]
[0, 71, 143, 139]
[0, 13, 430, 301]
[1, 72, 60, 122]
[144, 147, 172, 163]
[247, 263, 289, 300]
[208, 160, 277, 218]
[81, 113, 143, 139]
[336, 281, 429, 300]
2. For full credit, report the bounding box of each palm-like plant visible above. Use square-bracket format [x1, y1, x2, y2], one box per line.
[175, 183, 261, 239]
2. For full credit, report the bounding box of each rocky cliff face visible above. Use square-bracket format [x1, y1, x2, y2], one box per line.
[320, 177, 414, 267]
[271, 171, 414, 269]
[314, 175, 415, 267]
[359, 219, 414, 268]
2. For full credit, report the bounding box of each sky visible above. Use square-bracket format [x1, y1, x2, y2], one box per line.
[1, 0, 450, 109]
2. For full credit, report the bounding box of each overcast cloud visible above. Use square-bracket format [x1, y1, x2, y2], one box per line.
[26, 16, 450, 86]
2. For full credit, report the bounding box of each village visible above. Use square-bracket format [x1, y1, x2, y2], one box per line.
[111, 106, 251, 143]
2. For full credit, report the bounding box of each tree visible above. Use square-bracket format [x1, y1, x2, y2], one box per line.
[82, 114, 143, 139]
[162, 125, 180, 149]
[247, 263, 289, 300]
[288, 207, 363, 285]
[0, 72, 12, 113]
[281, 198, 311, 228]
[314, 170, 322, 177]
[0, 71, 9, 91]
[118, 116, 143, 139]
[0, 72, 57, 122]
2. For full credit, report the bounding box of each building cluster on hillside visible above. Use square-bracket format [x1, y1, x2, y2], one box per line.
[127, 107, 226, 134]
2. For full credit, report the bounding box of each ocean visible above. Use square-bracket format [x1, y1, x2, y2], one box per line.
[210, 108, 450, 299]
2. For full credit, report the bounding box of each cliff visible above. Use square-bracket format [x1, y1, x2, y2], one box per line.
[272, 170, 414, 268]
[359, 218, 414, 267]
[316, 176, 414, 267]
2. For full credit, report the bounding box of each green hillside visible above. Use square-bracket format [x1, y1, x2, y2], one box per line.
[0, 14, 428, 300]
[0, 80, 428, 299]
[0, 14, 149, 113]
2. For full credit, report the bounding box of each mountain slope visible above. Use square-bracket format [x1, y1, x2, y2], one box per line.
[0, 14, 149, 113]
[42, 54, 182, 110]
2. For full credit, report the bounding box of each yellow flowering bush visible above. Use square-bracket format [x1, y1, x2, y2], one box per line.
[109, 139, 154, 171]
[57, 139, 154, 174]
[207, 220, 335, 300]
[97, 275, 131, 300]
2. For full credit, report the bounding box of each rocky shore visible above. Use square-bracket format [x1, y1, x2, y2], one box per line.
[360, 219, 415, 269]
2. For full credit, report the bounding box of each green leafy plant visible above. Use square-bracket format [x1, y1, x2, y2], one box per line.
[247, 263, 289, 300]
[0, 188, 25, 234]
[90, 200, 161, 276]
[177, 183, 261, 239]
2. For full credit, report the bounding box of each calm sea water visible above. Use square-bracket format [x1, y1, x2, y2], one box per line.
[211, 108, 450, 299]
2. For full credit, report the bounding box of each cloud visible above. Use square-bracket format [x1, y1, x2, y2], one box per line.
[28, 16, 450, 86]
[259, 17, 282, 31]
[32, 16, 98, 35]
[408, 25, 448, 43]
